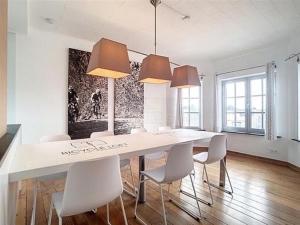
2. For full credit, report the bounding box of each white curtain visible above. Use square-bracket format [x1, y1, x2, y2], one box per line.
[175, 89, 183, 128]
[265, 62, 277, 140]
[214, 75, 222, 132]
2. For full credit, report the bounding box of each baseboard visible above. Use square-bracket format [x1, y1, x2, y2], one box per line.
[193, 147, 300, 172]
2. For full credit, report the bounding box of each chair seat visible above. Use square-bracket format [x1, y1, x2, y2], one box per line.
[193, 152, 208, 163]
[52, 192, 63, 216]
[37, 172, 67, 182]
[141, 166, 165, 183]
[120, 159, 130, 168]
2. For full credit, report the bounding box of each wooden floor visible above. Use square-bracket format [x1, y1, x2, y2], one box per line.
[15, 153, 300, 225]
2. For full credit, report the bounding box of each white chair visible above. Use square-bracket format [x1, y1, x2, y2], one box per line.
[90, 131, 136, 197]
[31, 134, 71, 225]
[131, 128, 167, 168]
[134, 142, 202, 225]
[47, 155, 128, 225]
[192, 135, 233, 206]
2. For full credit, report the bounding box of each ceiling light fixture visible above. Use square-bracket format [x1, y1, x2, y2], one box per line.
[87, 38, 131, 79]
[170, 65, 200, 88]
[138, 0, 172, 84]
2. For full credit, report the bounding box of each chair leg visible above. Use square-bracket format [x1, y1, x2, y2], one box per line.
[202, 165, 205, 181]
[160, 185, 167, 225]
[134, 174, 142, 217]
[106, 203, 111, 225]
[58, 217, 62, 225]
[129, 164, 136, 195]
[203, 164, 214, 205]
[47, 199, 53, 225]
[134, 175, 147, 225]
[189, 174, 202, 219]
[119, 196, 128, 225]
[31, 180, 38, 225]
[222, 159, 234, 194]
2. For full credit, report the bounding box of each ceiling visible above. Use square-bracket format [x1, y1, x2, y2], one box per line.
[27, 0, 300, 63]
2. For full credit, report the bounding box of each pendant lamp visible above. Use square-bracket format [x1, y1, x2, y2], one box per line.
[170, 65, 201, 88]
[138, 0, 172, 84]
[87, 38, 131, 79]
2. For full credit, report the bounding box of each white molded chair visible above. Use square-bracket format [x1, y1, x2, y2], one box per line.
[48, 155, 128, 225]
[192, 135, 233, 205]
[134, 142, 202, 225]
[90, 131, 136, 197]
[31, 134, 71, 225]
[131, 128, 167, 167]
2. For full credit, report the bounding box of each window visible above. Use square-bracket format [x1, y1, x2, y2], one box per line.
[182, 87, 201, 128]
[222, 75, 266, 134]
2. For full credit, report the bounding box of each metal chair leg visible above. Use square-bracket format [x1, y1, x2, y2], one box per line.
[222, 159, 234, 194]
[189, 174, 202, 219]
[107, 203, 111, 225]
[120, 196, 128, 225]
[31, 179, 37, 225]
[47, 199, 53, 225]
[203, 164, 214, 205]
[129, 164, 136, 195]
[160, 185, 167, 225]
[134, 175, 147, 225]
[58, 217, 62, 225]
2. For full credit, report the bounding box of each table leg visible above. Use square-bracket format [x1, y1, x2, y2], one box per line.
[219, 156, 226, 187]
[138, 155, 145, 203]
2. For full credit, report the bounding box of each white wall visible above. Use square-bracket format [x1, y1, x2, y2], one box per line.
[7, 32, 16, 124]
[212, 34, 300, 165]
[15, 28, 166, 143]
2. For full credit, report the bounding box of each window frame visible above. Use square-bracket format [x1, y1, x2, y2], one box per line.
[222, 74, 266, 135]
[181, 87, 202, 129]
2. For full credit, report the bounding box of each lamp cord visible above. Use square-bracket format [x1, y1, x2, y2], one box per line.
[154, 3, 157, 55]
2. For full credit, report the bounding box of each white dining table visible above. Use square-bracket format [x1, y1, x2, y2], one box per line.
[8, 129, 225, 223]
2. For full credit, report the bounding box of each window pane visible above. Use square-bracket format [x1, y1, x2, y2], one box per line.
[236, 81, 245, 97]
[226, 113, 235, 127]
[182, 88, 189, 98]
[183, 113, 189, 127]
[226, 83, 234, 97]
[236, 97, 245, 112]
[236, 113, 245, 128]
[251, 113, 263, 129]
[182, 99, 189, 112]
[251, 96, 262, 112]
[263, 78, 266, 95]
[263, 96, 266, 112]
[190, 87, 199, 98]
[190, 99, 199, 112]
[251, 79, 262, 95]
[190, 113, 199, 127]
[226, 98, 235, 112]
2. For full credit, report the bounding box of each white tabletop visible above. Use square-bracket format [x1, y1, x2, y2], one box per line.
[9, 129, 220, 182]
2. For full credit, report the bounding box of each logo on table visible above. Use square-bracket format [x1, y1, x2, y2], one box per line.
[61, 140, 128, 156]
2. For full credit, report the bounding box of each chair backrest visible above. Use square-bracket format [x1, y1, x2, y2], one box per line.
[130, 128, 147, 134]
[90, 131, 114, 138]
[206, 135, 227, 164]
[60, 155, 123, 217]
[40, 134, 71, 143]
[164, 142, 194, 183]
[158, 126, 171, 132]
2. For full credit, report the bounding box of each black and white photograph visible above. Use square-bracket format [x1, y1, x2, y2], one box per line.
[114, 61, 144, 134]
[68, 48, 108, 139]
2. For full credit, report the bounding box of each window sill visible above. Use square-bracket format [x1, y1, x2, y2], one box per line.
[221, 130, 265, 137]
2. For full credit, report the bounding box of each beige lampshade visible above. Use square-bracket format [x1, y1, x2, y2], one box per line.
[86, 38, 131, 78]
[170, 65, 200, 88]
[138, 54, 172, 84]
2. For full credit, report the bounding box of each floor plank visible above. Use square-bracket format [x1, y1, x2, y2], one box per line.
[15, 154, 300, 225]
